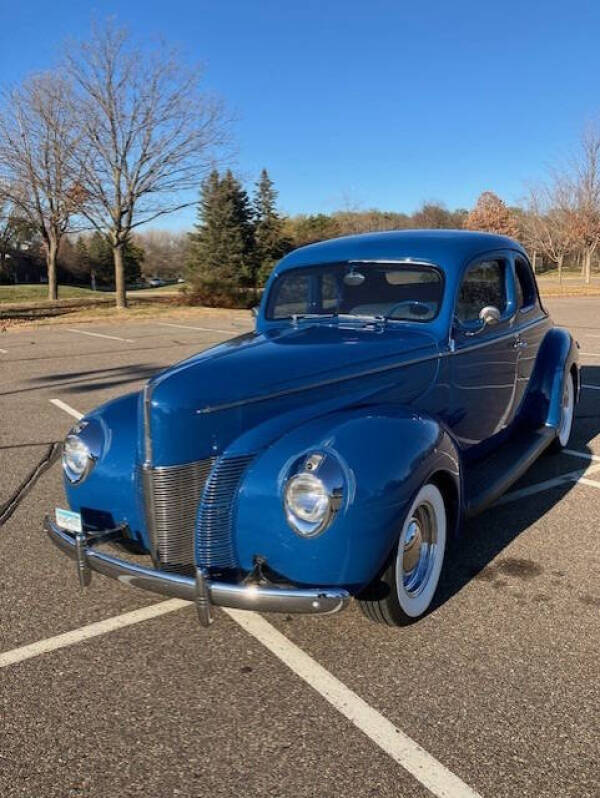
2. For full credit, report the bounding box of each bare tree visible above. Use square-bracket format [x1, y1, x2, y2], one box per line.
[65, 22, 228, 308]
[523, 181, 577, 281]
[569, 126, 600, 284]
[0, 74, 83, 299]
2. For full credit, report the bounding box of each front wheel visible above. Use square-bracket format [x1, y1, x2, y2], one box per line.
[358, 483, 447, 626]
[550, 371, 575, 452]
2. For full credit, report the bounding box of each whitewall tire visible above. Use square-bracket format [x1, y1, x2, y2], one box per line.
[550, 371, 575, 452]
[359, 482, 447, 626]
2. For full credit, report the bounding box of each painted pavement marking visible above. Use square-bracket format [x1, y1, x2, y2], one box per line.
[67, 328, 135, 343]
[0, 600, 188, 669]
[49, 398, 84, 420]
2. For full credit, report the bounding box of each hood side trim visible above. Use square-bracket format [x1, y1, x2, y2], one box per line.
[196, 348, 441, 415]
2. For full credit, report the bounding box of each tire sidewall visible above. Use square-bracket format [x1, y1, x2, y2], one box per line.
[394, 483, 447, 618]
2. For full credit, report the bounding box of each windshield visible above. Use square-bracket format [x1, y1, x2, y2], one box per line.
[266, 261, 443, 322]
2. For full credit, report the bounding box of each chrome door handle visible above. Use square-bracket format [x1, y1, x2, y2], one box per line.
[513, 336, 528, 349]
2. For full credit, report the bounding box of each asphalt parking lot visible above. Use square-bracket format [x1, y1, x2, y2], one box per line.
[1, 299, 599, 798]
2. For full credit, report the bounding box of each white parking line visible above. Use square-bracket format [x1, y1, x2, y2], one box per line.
[496, 462, 600, 505]
[578, 475, 600, 488]
[580, 351, 600, 357]
[0, 348, 7, 354]
[583, 383, 600, 391]
[563, 447, 600, 463]
[67, 328, 135, 343]
[157, 321, 239, 335]
[0, 600, 188, 668]
[49, 398, 84, 420]
[224, 609, 482, 798]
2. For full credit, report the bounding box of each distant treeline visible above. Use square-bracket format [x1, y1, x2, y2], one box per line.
[3, 144, 600, 303]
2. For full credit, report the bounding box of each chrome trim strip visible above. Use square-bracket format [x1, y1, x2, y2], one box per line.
[141, 463, 158, 564]
[44, 517, 351, 617]
[348, 258, 437, 266]
[143, 383, 153, 465]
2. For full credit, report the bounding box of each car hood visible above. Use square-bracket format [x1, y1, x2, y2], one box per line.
[144, 323, 440, 466]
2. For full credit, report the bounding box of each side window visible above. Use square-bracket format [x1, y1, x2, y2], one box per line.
[515, 257, 536, 310]
[456, 259, 507, 324]
[321, 273, 338, 311]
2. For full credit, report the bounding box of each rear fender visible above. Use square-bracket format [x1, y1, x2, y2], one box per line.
[232, 405, 461, 591]
[521, 327, 579, 430]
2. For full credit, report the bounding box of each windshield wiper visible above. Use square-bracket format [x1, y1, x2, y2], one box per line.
[290, 313, 337, 325]
[290, 312, 387, 326]
[337, 313, 385, 323]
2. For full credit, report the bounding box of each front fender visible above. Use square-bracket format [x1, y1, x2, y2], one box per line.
[521, 327, 579, 429]
[64, 392, 147, 547]
[233, 406, 460, 592]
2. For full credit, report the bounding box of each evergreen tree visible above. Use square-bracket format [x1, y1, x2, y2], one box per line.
[87, 232, 113, 286]
[87, 232, 143, 288]
[74, 236, 93, 288]
[253, 168, 291, 285]
[186, 169, 256, 306]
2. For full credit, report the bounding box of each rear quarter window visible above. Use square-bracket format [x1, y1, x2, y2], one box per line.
[515, 256, 537, 310]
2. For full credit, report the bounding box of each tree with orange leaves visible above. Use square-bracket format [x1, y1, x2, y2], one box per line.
[464, 191, 520, 238]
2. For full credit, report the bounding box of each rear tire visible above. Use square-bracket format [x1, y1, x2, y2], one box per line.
[550, 371, 575, 453]
[358, 483, 447, 626]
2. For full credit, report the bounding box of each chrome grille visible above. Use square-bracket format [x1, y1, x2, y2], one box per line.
[143, 458, 216, 571]
[196, 454, 254, 569]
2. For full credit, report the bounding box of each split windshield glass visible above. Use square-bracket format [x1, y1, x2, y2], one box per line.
[266, 262, 443, 322]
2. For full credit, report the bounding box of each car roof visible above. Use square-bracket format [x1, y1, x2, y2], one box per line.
[276, 229, 527, 274]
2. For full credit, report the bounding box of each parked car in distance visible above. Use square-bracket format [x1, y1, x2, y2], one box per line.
[46, 231, 579, 628]
[148, 277, 165, 288]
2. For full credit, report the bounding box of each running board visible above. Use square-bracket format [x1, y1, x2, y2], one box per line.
[464, 427, 556, 518]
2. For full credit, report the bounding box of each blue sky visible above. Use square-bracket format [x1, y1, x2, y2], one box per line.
[3, 1, 600, 229]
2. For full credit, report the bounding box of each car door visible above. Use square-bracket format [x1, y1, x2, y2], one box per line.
[511, 254, 550, 413]
[449, 254, 519, 450]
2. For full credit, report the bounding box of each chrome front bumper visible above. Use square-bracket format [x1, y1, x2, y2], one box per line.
[44, 516, 351, 626]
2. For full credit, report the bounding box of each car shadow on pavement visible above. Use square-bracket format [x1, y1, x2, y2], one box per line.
[433, 364, 600, 612]
[1, 364, 161, 397]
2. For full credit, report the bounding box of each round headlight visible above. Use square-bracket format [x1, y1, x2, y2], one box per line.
[286, 473, 330, 524]
[284, 452, 345, 538]
[62, 434, 93, 484]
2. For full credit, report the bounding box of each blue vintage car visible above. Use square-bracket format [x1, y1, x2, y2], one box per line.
[46, 230, 579, 627]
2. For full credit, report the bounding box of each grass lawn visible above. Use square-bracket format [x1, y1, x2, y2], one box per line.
[0, 284, 113, 303]
[0, 282, 183, 304]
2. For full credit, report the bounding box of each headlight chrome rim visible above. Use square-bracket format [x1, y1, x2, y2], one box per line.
[284, 452, 344, 538]
[62, 434, 94, 484]
[61, 420, 103, 485]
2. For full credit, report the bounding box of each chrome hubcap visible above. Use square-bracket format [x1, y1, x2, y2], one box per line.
[402, 501, 437, 596]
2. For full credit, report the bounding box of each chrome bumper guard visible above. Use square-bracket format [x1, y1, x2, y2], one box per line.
[44, 516, 350, 627]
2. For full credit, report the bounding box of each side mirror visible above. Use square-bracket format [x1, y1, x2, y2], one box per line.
[463, 305, 501, 337]
[479, 305, 501, 327]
